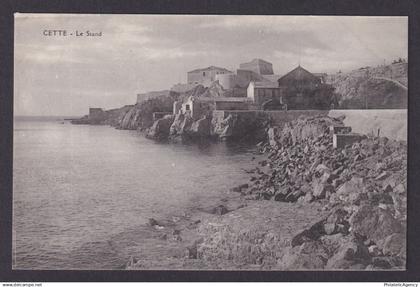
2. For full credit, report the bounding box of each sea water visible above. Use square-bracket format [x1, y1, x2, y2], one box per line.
[13, 118, 257, 269]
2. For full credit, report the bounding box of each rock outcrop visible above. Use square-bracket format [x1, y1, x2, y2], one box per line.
[117, 93, 178, 130]
[211, 112, 270, 142]
[168, 113, 211, 143]
[146, 115, 175, 141]
[327, 62, 407, 109]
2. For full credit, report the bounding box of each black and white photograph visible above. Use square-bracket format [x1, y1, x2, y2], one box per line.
[12, 14, 408, 271]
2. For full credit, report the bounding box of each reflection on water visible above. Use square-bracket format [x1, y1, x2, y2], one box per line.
[13, 119, 258, 269]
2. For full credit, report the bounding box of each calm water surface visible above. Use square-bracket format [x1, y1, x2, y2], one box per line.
[13, 119, 258, 269]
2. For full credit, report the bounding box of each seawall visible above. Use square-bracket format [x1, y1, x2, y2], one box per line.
[212, 110, 329, 127]
[328, 109, 407, 141]
[211, 109, 407, 142]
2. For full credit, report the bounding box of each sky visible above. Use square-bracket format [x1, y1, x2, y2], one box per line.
[14, 14, 408, 116]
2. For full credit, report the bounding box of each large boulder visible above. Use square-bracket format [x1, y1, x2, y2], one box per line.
[312, 179, 334, 199]
[169, 113, 185, 135]
[325, 235, 370, 270]
[277, 241, 329, 270]
[146, 115, 174, 141]
[380, 233, 406, 258]
[349, 204, 404, 245]
[211, 114, 235, 139]
[291, 220, 326, 247]
[190, 117, 211, 137]
[169, 113, 194, 138]
[323, 208, 350, 235]
[211, 112, 269, 142]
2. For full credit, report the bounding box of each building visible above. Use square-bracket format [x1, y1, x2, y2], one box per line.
[187, 66, 233, 87]
[260, 74, 282, 83]
[180, 96, 251, 120]
[278, 65, 336, 110]
[247, 81, 285, 110]
[278, 65, 322, 89]
[236, 69, 264, 85]
[214, 73, 249, 90]
[187, 60, 280, 93]
[215, 59, 281, 91]
[239, 58, 274, 75]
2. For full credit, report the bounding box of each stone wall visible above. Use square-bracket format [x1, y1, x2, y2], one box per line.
[328, 109, 407, 141]
[215, 101, 249, 111]
[212, 109, 407, 142]
[137, 90, 171, 104]
[212, 110, 330, 128]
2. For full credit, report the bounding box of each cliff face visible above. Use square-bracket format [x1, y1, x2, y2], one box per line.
[104, 105, 135, 127]
[211, 112, 269, 142]
[164, 113, 213, 143]
[327, 63, 407, 109]
[144, 82, 258, 142]
[146, 115, 175, 141]
[116, 81, 230, 132]
[117, 93, 179, 130]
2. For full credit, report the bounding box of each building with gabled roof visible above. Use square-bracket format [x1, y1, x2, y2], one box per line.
[278, 65, 336, 110]
[278, 65, 321, 88]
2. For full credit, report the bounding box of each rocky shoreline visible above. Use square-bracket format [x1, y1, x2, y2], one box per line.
[120, 114, 407, 270]
[71, 83, 272, 144]
[69, 83, 407, 270]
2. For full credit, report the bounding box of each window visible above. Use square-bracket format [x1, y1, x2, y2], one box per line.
[203, 72, 206, 76]
[186, 104, 190, 111]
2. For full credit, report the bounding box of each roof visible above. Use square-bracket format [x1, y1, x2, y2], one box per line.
[241, 58, 272, 66]
[278, 65, 319, 83]
[188, 66, 232, 74]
